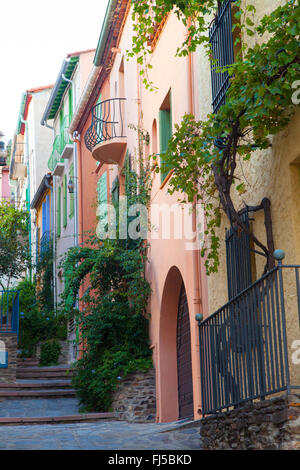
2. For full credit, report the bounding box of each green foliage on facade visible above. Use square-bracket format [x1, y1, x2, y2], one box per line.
[39, 339, 62, 367]
[61, 159, 153, 412]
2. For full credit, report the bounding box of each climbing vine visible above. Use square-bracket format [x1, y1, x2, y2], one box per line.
[130, 0, 300, 274]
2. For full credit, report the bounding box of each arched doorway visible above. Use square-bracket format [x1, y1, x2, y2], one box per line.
[177, 283, 194, 419]
[158, 267, 194, 422]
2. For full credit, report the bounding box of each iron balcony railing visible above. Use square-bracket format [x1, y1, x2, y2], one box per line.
[48, 135, 64, 172]
[60, 115, 73, 152]
[198, 258, 300, 416]
[209, 0, 235, 113]
[84, 98, 126, 152]
[47, 115, 73, 171]
[0, 291, 20, 335]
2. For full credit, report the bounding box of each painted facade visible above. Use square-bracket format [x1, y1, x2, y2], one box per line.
[41, 49, 95, 363]
[7, 0, 300, 425]
[70, 1, 207, 422]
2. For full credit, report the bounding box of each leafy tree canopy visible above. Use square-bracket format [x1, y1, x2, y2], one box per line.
[0, 201, 30, 289]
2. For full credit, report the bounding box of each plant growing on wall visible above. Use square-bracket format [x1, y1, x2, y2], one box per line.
[61, 159, 152, 412]
[130, 0, 300, 274]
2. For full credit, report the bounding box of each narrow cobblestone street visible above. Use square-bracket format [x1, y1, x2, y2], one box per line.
[0, 420, 201, 450]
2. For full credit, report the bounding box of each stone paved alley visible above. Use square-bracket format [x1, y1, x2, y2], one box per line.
[0, 418, 201, 450]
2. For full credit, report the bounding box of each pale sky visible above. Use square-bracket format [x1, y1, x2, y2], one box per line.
[0, 0, 109, 143]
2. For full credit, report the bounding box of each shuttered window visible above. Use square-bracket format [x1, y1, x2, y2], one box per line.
[159, 108, 172, 183]
[69, 164, 74, 219]
[209, 0, 235, 113]
[57, 186, 61, 237]
[111, 176, 119, 206]
[42, 201, 47, 236]
[68, 87, 73, 120]
[63, 175, 67, 228]
[97, 172, 108, 232]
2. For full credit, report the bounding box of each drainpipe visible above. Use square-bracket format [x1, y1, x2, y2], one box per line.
[187, 19, 205, 419]
[19, 113, 32, 280]
[44, 173, 57, 311]
[73, 132, 83, 246]
[187, 20, 202, 317]
[62, 74, 79, 248]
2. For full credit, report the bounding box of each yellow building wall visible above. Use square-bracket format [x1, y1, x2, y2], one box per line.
[199, 0, 300, 386]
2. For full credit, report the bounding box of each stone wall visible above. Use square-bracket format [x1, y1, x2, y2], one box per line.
[200, 394, 300, 450]
[112, 369, 156, 423]
[0, 334, 17, 384]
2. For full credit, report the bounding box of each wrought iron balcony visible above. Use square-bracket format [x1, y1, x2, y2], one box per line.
[60, 115, 73, 159]
[84, 98, 127, 165]
[0, 291, 20, 335]
[198, 255, 300, 416]
[48, 135, 64, 175]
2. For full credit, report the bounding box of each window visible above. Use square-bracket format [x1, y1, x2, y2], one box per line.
[69, 164, 74, 219]
[159, 90, 172, 183]
[97, 172, 108, 232]
[68, 87, 73, 120]
[63, 175, 67, 228]
[111, 177, 119, 207]
[57, 186, 61, 237]
[209, 0, 235, 113]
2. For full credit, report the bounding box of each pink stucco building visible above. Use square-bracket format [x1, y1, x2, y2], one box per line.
[69, 0, 208, 423]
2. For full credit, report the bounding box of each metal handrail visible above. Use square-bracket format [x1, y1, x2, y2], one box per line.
[198, 262, 300, 415]
[84, 98, 126, 152]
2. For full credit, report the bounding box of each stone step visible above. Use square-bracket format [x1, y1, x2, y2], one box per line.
[17, 367, 72, 373]
[0, 412, 115, 426]
[17, 368, 73, 380]
[17, 360, 39, 367]
[0, 389, 76, 398]
[0, 381, 72, 390]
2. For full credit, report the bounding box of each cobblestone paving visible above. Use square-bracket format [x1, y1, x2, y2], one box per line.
[0, 421, 201, 450]
[0, 397, 81, 417]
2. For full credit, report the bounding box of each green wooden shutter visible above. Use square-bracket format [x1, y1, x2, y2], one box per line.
[69, 164, 74, 219]
[111, 177, 119, 207]
[59, 106, 64, 134]
[68, 87, 73, 120]
[159, 108, 172, 183]
[57, 186, 61, 237]
[63, 175, 67, 228]
[97, 172, 108, 232]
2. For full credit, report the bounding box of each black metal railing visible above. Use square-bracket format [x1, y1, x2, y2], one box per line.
[84, 98, 126, 152]
[0, 290, 20, 335]
[198, 260, 300, 415]
[209, 0, 235, 113]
